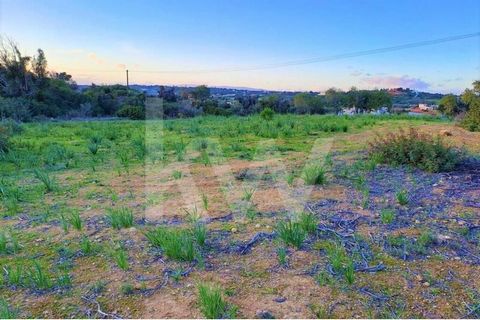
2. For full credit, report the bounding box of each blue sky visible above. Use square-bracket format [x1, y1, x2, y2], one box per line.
[1, 0, 479, 93]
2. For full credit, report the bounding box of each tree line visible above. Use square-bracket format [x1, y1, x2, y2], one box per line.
[0, 38, 478, 131]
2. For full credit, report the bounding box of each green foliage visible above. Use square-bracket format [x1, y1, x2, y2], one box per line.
[0, 298, 17, 319]
[438, 94, 459, 117]
[33, 169, 57, 192]
[197, 283, 232, 319]
[298, 211, 318, 234]
[145, 226, 200, 261]
[277, 247, 288, 266]
[260, 107, 274, 121]
[242, 187, 255, 201]
[380, 208, 396, 224]
[302, 165, 327, 185]
[369, 128, 461, 172]
[276, 220, 307, 249]
[112, 248, 129, 271]
[0, 230, 19, 254]
[172, 170, 183, 179]
[121, 282, 134, 295]
[106, 207, 134, 229]
[29, 262, 51, 290]
[117, 105, 145, 120]
[67, 210, 82, 231]
[395, 190, 409, 206]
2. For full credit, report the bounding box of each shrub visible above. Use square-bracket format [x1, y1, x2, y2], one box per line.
[117, 105, 145, 120]
[260, 107, 274, 121]
[106, 207, 134, 229]
[368, 128, 461, 172]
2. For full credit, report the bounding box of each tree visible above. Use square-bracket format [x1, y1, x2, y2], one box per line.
[438, 94, 458, 117]
[191, 85, 210, 101]
[461, 80, 480, 131]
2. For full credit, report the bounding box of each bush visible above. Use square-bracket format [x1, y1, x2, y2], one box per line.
[260, 107, 274, 121]
[117, 105, 145, 120]
[368, 128, 461, 172]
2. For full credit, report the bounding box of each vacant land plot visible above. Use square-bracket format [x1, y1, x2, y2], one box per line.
[1, 114, 479, 318]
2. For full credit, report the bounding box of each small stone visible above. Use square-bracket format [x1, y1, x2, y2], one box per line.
[439, 129, 452, 136]
[454, 256, 461, 260]
[423, 282, 430, 287]
[256, 310, 275, 319]
[255, 224, 261, 228]
[231, 227, 238, 233]
[273, 297, 286, 303]
[415, 275, 423, 282]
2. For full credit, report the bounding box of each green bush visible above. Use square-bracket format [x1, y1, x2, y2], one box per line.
[260, 107, 274, 121]
[368, 128, 461, 172]
[117, 105, 145, 120]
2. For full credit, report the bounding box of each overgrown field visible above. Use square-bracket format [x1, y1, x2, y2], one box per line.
[1, 114, 480, 318]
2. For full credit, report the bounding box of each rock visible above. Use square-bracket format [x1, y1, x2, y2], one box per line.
[231, 227, 238, 233]
[423, 282, 430, 287]
[256, 310, 275, 319]
[440, 129, 452, 136]
[255, 224, 261, 228]
[415, 275, 423, 282]
[273, 297, 286, 303]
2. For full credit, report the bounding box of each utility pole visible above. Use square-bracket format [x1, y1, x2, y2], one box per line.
[126, 69, 129, 90]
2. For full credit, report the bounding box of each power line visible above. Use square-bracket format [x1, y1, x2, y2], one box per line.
[53, 32, 480, 75]
[130, 32, 480, 74]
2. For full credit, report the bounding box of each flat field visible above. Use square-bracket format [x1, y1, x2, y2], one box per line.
[1, 114, 480, 318]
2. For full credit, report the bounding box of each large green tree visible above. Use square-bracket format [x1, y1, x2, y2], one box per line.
[461, 80, 480, 131]
[438, 94, 458, 117]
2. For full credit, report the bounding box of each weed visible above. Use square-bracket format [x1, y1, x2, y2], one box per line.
[33, 169, 57, 192]
[0, 299, 17, 319]
[4, 264, 23, 287]
[172, 170, 183, 180]
[302, 165, 327, 185]
[145, 226, 198, 261]
[277, 247, 288, 266]
[344, 259, 355, 284]
[197, 283, 230, 319]
[396, 189, 409, 206]
[201, 193, 209, 211]
[106, 207, 134, 229]
[67, 210, 82, 231]
[298, 211, 317, 234]
[80, 236, 96, 255]
[112, 248, 129, 271]
[56, 272, 72, 288]
[380, 208, 396, 224]
[59, 213, 70, 233]
[29, 262, 51, 290]
[121, 282, 134, 295]
[276, 220, 306, 249]
[0, 230, 20, 254]
[242, 187, 255, 201]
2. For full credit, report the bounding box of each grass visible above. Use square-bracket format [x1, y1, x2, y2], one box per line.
[106, 207, 134, 229]
[172, 170, 183, 180]
[145, 226, 199, 262]
[0, 299, 17, 319]
[197, 283, 233, 319]
[380, 208, 396, 224]
[112, 248, 129, 271]
[302, 165, 327, 185]
[277, 247, 288, 266]
[33, 169, 57, 192]
[29, 262, 51, 290]
[67, 210, 82, 231]
[396, 189, 409, 206]
[298, 211, 318, 234]
[242, 187, 255, 201]
[0, 230, 19, 254]
[276, 220, 307, 249]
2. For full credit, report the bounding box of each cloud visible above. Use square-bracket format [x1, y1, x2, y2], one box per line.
[116, 63, 126, 70]
[87, 52, 104, 65]
[362, 75, 430, 90]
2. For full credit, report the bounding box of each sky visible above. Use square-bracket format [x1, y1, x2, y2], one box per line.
[0, 0, 479, 93]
